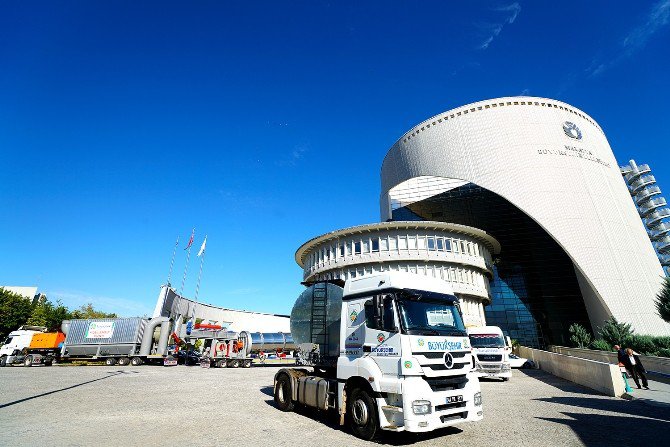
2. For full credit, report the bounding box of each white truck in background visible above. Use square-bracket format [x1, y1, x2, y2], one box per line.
[273, 272, 483, 440]
[468, 325, 511, 381]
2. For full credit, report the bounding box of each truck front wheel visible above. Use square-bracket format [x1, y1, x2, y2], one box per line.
[24, 355, 33, 367]
[274, 374, 295, 412]
[0, 356, 6, 367]
[347, 388, 380, 441]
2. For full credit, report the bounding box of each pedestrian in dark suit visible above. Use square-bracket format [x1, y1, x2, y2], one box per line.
[614, 345, 626, 364]
[622, 348, 649, 389]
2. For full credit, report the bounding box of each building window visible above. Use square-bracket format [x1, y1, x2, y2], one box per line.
[436, 238, 444, 251]
[362, 240, 370, 253]
[389, 237, 398, 250]
[417, 236, 426, 250]
[399, 236, 408, 250]
[380, 238, 388, 251]
[445, 239, 452, 251]
[408, 236, 417, 250]
[339, 244, 344, 257]
[354, 241, 361, 255]
[372, 238, 379, 252]
[428, 237, 436, 251]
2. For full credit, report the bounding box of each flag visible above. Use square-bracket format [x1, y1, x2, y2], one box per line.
[197, 236, 207, 257]
[184, 229, 195, 250]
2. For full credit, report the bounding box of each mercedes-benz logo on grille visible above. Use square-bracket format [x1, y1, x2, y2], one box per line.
[563, 121, 582, 140]
[444, 352, 454, 369]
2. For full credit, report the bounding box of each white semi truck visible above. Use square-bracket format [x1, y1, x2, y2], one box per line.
[467, 325, 511, 381]
[273, 272, 483, 440]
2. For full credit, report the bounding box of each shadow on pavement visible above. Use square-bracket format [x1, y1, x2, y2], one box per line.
[515, 368, 597, 395]
[535, 395, 670, 421]
[0, 370, 137, 409]
[262, 398, 463, 445]
[260, 385, 274, 397]
[537, 412, 670, 446]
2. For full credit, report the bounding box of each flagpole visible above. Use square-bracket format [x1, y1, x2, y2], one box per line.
[180, 228, 195, 296]
[194, 243, 206, 303]
[166, 236, 179, 287]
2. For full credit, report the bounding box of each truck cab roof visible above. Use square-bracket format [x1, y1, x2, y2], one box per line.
[343, 272, 455, 299]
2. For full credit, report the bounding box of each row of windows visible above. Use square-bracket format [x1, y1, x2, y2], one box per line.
[401, 100, 601, 144]
[314, 263, 489, 290]
[307, 234, 489, 268]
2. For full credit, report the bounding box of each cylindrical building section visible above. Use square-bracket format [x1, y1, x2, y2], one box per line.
[295, 221, 500, 327]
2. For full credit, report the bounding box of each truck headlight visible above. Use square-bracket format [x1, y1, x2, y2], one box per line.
[474, 392, 482, 407]
[412, 400, 432, 415]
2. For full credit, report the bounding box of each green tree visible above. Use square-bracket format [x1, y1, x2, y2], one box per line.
[0, 288, 34, 339]
[70, 303, 117, 319]
[656, 276, 670, 323]
[568, 323, 592, 348]
[598, 316, 634, 347]
[27, 297, 73, 332]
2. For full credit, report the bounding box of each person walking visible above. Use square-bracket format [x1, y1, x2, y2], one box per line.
[622, 348, 650, 390]
[614, 344, 626, 364]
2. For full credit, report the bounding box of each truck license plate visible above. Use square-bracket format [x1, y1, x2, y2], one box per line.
[447, 395, 463, 404]
[163, 358, 177, 366]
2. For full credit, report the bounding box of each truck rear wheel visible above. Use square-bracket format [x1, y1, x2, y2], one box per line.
[243, 359, 252, 368]
[0, 356, 6, 367]
[229, 359, 240, 368]
[347, 387, 380, 441]
[105, 358, 117, 366]
[118, 357, 130, 366]
[216, 359, 226, 368]
[131, 357, 143, 366]
[274, 374, 295, 412]
[24, 355, 33, 367]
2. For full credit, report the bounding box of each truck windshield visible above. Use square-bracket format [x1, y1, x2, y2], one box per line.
[396, 290, 466, 336]
[469, 334, 505, 348]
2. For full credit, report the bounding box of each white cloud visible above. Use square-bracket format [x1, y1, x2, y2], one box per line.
[478, 3, 522, 50]
[587, 0, 670, 76]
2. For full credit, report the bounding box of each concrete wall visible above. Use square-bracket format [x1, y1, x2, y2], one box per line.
[518, 346, 627, 397]
[550, 345, 670, 378]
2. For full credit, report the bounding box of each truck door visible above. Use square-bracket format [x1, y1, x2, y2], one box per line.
[363, 294, 401, 373]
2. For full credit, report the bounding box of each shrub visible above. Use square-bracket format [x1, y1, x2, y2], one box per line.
[590, 339, 611, 351]
[657, 348, 670, 358]
[598, 317, 634, 347]
[568, 323, 592, 348]
[656, 276, 670, 323]
[626, 334, 657, 356]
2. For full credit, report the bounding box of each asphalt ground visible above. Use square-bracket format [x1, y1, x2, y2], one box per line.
[1, 364, 669, 447]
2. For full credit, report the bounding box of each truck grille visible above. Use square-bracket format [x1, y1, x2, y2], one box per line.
[426, 362, 467, 371]
[440, 411, 468, 423]
[414, 351, 468, 359]
[435, 401, 467, 412]
[423, 375, 469, 392]
[477, 354, 502, 362]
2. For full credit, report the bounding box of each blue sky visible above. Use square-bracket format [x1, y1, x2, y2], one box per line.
[1, 1, 669, 317]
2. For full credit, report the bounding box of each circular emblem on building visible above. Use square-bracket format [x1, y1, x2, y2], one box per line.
[418, 338, 425, 347]
[443, 352, 454, 369]
[563, 121, 582, 140]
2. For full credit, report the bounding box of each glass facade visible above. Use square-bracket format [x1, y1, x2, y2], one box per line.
[392, 182, 592, 348]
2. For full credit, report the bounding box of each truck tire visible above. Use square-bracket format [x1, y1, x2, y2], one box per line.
[131, 357, 143, 366]
[0, 356, 6, 367]
[118, 357, 130, 366]
[274, 374, 295, 412]
[216, 359, 226, 368]
[347, 387, 380, 441]
[229, 359, 240, 368]
[243, 359, 252, 368]
[105, 358, 117, 366]
[24, 355, 33, 367]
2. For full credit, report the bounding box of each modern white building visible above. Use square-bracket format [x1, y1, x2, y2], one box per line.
[380, 96, 669, 344]
[152, 286, 290, 333]
[295, 221, 500, 327]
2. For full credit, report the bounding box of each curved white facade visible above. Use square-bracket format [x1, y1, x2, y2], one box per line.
[295, 221, 500, 327]
[381, 97, 668, 336]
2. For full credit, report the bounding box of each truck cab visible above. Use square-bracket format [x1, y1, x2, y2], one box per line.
[0, 326, 46, 367]
[467, 325, 512, 381]
[274, 272, 483, 440]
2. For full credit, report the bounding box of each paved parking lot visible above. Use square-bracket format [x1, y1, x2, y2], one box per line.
[1, 364, 669, 446]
